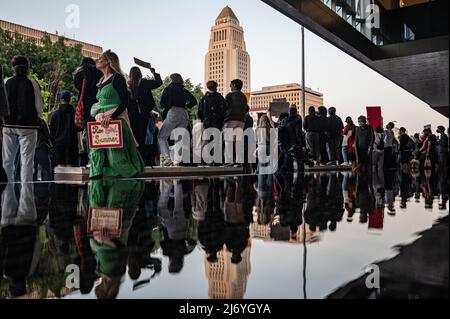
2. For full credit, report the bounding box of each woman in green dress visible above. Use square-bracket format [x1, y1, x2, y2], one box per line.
[90, 50, 144, 179]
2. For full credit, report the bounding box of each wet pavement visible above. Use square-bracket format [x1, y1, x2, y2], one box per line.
[0, 169, 448, 299]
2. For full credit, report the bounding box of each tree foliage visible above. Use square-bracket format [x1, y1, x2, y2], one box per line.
[0, 29, 83, 112]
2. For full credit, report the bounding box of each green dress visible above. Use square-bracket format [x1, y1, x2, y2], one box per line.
[89, 180, 145, 276]
[89, 80, 144, 178]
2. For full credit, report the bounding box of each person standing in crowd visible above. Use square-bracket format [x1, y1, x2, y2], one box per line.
[0, 65, 10, 183]
[49, 90, 80, 167]
[354, 116, 374, 175]
[372, 127, 385, 179]
[317, 106, 329, 165]
[304, 106, 321, 166]
[437, 126, 449, 173]
[280, 107, 303, 172]
[74, 57, 103, 166]
[384, 122, 396, 170]
[399, 127, 414, 168]
[127, 65, 163, 159]
[256, 114, 273, 173]
[198, 80, 226, 165]
[342, 117, 355, 166]
[89, 50, 144, 179]
[0, 65, 9, 121]
[198, 80, 226, 131]
[74, 57, 104, 124]
[419, 128, 432, 170]
[223, 79, 249, 165]
[158, 73, 197, 167]
[326, 107, 344, 166]
[144, 111, 160, 167]
[2, 56, 42, 182]
[34, 117, 53, 181]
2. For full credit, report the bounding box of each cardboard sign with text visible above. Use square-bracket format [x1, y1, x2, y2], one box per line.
[88, 121, 123, 149]
[88, 208, 123, 238]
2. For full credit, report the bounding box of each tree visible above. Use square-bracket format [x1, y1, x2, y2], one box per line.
[0, 29, 83, 113]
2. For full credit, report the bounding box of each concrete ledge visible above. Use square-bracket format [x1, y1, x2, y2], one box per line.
[54, 166, 245, 182]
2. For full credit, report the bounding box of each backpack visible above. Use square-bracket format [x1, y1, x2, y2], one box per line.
[202, 93, 225, 128]
[376, 134, 385, 151]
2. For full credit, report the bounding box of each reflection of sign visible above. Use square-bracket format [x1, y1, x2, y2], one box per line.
[88, 121, 123, 149]
[88, 208, 123, 238]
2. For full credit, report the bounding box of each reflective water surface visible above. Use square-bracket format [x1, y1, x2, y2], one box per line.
[0, 169, 448, 299]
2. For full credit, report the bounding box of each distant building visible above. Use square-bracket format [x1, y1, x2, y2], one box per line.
[204, 6, 251, 96]
[250, 84, 324, 123]
[0, 19, 103, 59]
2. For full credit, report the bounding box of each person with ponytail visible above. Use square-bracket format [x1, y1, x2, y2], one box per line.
[89, 50, 144, 179]
[127, 65, 162, 160]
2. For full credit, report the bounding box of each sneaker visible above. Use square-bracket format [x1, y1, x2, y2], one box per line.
[326, 162, 334, 166]
[342, 162, 349, 166]
[160, 157, 173, 167]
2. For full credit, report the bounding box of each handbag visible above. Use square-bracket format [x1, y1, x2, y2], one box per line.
[75, 78, 87, 129]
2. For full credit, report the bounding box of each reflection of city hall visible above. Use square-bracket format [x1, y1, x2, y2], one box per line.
[204, 227, 320, 299]
[204, 7, 324, 123]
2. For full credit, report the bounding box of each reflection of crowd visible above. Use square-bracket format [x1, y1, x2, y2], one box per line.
[0, 163, 448, 299]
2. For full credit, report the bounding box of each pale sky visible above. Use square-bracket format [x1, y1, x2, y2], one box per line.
[1, 0, 447, 133]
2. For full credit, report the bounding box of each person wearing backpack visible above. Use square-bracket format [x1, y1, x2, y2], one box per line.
[326, 107, 344, 166]
[198, 81, 226, 131]
[399, 127, 414, 167]
[197, 81, 226, 166]
[372, 126, 385, 179]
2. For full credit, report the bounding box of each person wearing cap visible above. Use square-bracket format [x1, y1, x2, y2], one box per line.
[437, 126, 449, 173]
[49, 90, 81, 167]
[2, 56, 41, 182]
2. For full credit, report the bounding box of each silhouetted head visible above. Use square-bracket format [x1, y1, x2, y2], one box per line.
[80, 57, 96, 67]
[308, 106, 316, 115]
[318, 106, 327, 116]
[60, 90, 73, 104]
[230, 79, 243, 92]
[358, 116, 367, 126]
[289, 107, 298, 117]
[279, 112, 289, 122]
[328, 107, 336, 116]
[169, 256, 184, 273]
[231, 252, 243, 264]
[170, 73, 184, 85]
[400, 127, 407, 134]
[11, 55, 30, 76]
[128, 67, 143, 99]
[206, 80, 218, 92]
[345, 117, 354, 126]
[386, 122, 395, 130]
[437, 126, 446, 134]
[207, 252, 219, 263]
[375, 126, 383, 134]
